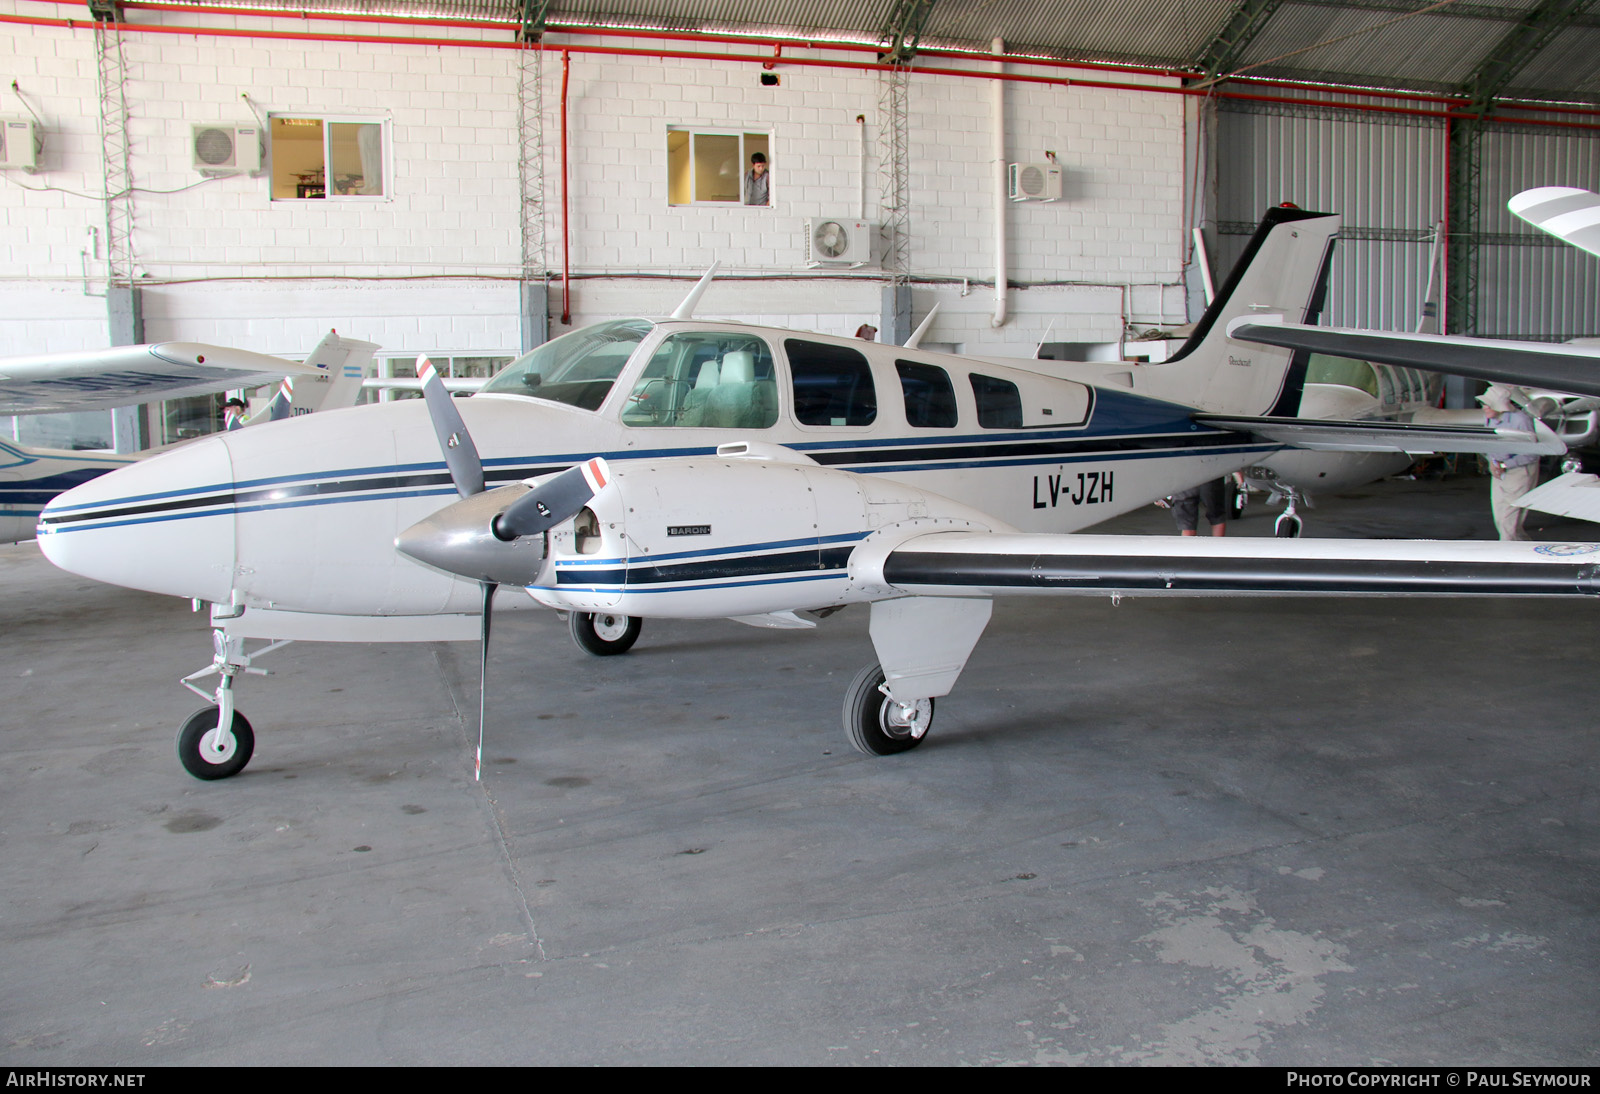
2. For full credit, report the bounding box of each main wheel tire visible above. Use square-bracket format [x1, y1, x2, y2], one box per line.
[843, 663, 932, 756]
[569, 612, 642, 656]
[177, 707, 255, 781]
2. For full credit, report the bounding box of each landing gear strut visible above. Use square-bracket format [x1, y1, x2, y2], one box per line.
[843, 663, 933, 756]
[569, 612, 642, 656]
[175, 628, 283, 780]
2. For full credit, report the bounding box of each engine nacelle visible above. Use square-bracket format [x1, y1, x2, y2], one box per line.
[527, 455, 1002, 619]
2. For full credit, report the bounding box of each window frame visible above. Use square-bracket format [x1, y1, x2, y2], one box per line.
[268, 114, 392, 203]
[666, 126, 773, 207]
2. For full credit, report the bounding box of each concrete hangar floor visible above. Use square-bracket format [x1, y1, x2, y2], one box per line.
[1, 475, 1596, 1066]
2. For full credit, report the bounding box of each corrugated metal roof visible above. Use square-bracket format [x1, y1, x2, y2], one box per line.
[1232, 7, 1511, 91]
[120, 0, 1600, 105]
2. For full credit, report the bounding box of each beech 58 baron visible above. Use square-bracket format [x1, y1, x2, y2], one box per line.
[36, 207, 1597, 782]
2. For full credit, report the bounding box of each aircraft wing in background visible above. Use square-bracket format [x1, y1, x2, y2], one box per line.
[1509, 187, 1600, 259]
[1195, 412, 1566, 455]
[0, 343, 327, 416]
[1227, 316, 1600, 399]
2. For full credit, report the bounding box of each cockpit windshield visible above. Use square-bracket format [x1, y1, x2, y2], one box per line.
[479, 319, 653, 410]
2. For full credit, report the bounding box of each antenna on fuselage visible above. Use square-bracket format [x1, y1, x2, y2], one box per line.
[671, 262, 720, 320]
[903, 303, 941, 349]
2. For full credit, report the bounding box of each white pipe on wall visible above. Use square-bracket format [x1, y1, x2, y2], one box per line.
[991, 37, 1008, 329]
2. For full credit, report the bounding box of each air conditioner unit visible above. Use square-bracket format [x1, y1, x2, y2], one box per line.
[192, 124, 261, 175]
[804, 218, 873, 267]
[0, 118, 39, 172]
[1008, 162, 1062, 202]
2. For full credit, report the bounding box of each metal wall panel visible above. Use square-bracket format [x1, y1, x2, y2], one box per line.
[1215, 103, 1444, 331]
[1216, 102, 1600, 339]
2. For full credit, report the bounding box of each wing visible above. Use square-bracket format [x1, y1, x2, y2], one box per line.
[1509, 186, 1600, 259]
[872, 531, 1600, 599]
[1194, 413, 1565, 455]
[0, 343, 325, 416]
[1226, 316, 1600, 399]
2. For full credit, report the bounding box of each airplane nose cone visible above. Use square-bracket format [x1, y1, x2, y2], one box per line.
[38, 434, 238, 603]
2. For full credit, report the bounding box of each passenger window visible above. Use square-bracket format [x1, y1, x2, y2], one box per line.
[622, 332, 777, 429]
[787, 340, 876, 426]
[971, 373, 1023, 429]
[896, 360, 957, 428]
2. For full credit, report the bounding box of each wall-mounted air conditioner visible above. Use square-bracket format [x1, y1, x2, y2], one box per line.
[192, 123, 262, 175]
[0, 118, 39, 172]
[1008, 162, 1062, 202]
[804, 218, 873, 267]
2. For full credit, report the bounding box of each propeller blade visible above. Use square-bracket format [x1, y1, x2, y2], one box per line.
[475, 580, 496, 781]
[267, 377, 294, 422]
[494, 457, 610, 540]
[418, 355, 485, 498]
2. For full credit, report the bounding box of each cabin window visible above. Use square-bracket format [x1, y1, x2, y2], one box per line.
[622, 332, 777, 428]
[896, 361, 958, 428]
[787, 340, 876, 427]
[479, 320, 652, 411]
[970, 374, 1023, 429]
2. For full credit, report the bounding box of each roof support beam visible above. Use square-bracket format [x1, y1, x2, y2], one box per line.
[516, 0, 551, 43]
[1445, 0, 1594, 335]
[879, 0, 937, 64]
[1192, 0, 1288, 79]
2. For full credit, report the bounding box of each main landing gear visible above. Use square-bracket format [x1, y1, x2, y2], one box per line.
[175, 629, 283, 780]
[843, 663, 934, 756]
[568, 611, 642, 656]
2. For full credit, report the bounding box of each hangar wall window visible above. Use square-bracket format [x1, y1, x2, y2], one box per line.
[787, 340, 876, 427]
[270, 116, 388, 200]
[373, 355, 512, 403]
[667, 128, 771, 205]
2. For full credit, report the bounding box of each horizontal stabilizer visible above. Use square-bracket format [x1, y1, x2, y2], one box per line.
[1514, 471, 1600, 523]
[1228, 317, 1600, 399]
[1195, 413, 1566, 455]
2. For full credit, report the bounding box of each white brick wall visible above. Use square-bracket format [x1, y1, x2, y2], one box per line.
[0, 10, 1190, 359]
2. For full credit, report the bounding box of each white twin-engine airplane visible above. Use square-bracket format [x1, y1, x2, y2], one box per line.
[35, 207, 1600, 782]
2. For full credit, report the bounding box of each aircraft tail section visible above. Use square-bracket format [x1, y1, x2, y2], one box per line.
[1142, 206, 1340, 417]
[292, 331, 378, 414]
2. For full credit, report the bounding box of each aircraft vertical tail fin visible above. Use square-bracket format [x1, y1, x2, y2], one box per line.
[1145, 206, 1340, 417]
[292, 331, 379, 414]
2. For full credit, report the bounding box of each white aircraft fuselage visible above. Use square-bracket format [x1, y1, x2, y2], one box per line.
[36, 320, 1285, 624]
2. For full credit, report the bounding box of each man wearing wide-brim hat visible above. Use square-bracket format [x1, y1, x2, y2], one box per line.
[1478, 384, 1539, 541]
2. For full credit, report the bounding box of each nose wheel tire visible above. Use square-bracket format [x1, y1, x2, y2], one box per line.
[177, 708, 255, 781]
[843, 663, 933, 756]
[569, 612, 642, 656]
[1274, 513, 1303, 538]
